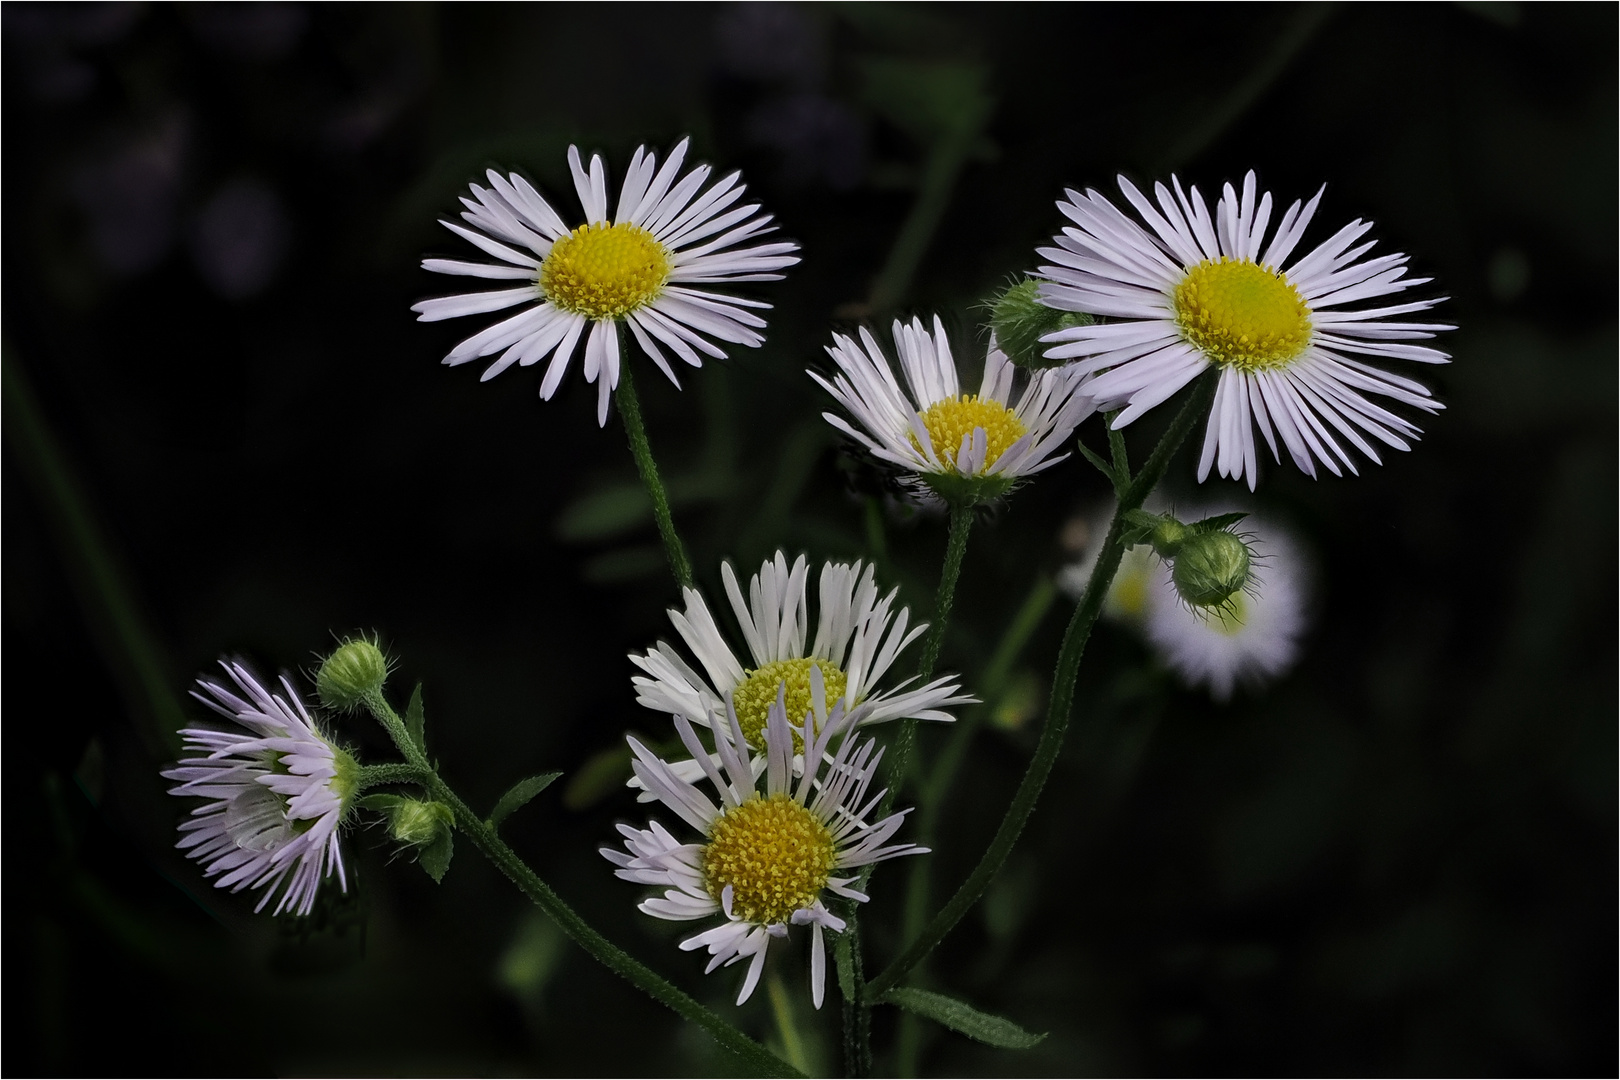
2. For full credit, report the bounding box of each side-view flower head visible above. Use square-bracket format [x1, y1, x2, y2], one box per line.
[630, 551, 970, 768]
[812, 315, 1095, 504]
[412, 137, 801, 425]
[162, 661, 360, 916]
[1037, 171, 1453, 489]
[604, 689, 925, 1007]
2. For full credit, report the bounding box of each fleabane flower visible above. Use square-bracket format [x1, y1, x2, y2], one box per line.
[412, 138, 800, 425]
[604, 693, 924, 1007]
[812, 315, 1095, 505]
[162, 661, 359, 916]
[1038, 172, 1452, 489]
[1145, 518, 1309, 701]
[630, 552, 970, 774]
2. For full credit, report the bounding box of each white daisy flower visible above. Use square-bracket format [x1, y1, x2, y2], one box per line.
[162, 661, 359, 916]
[811, 315, 1096, 504]
[1144, 518, 1309, 701]
[1037, 171, 1453, 490]
[412, 137, 801, 426]
[630, 551, 971, 774]
[604, 691, 924, 1007]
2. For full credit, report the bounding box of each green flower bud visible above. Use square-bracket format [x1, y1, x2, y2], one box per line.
[986, 278, 1093, 369]
[388, 799, 453, 847]
[1169, 528, 1253, 609]
[316, 637, 389, 710]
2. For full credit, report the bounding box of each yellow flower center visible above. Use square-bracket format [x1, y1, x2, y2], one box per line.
[910, 396, 1027, 473]
[731, 657, 848, 752]
[539, 222, 671, 319]
[1174, 257, 1312, 372]
[703, 794, 837, 925]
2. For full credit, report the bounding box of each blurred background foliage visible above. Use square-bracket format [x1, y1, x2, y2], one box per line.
[4, 2, 1614, 1075]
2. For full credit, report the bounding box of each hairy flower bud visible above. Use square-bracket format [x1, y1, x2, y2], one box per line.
[986, 278, 1092, 369]
[316, 637, 389, 710]
[1169, 529, 1253, 609]
[388, 798, 453, 847]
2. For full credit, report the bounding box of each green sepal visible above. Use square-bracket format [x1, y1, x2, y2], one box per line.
[834, 931, 856, 1003]
[418, 827, 453, 884]
[878, 987, 1046, 1050]
[488, 772, 563, 830]
[356, 793, 408, 814]
[404, 684, 426, 753]
[1076, 440, 1125, 496]
[921, 470, 1018, 508]
[1189, 511, 1248, 534]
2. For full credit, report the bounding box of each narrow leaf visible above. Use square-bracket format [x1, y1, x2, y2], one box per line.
[419, 828, 453, 883]
[489, 772, 562, 829]
[834, 931, 856, 1003]
[880, 987, 1046, 1050]
[1076, 441, 1122, 494]
[1190, 511, 1248, 533]
[356, 793, 407, 813]
[404, 683, 426, 752]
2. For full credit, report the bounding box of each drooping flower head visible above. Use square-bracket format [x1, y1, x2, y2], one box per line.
[812, 315, 1095, 505]
[630, 552, 970, 765]
[604, 690, 924, 1007]
[1144, 517, 1309, 700]
[1037, 172, 1452, 489]
[162, 661, 359, 916]
[413, 138, 801, 425]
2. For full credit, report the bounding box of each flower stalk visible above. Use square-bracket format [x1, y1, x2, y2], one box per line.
[616, 357, 694, 590]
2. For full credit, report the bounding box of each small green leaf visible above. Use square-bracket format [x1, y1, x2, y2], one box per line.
[419, 828, 453, 883]
[1076, 441, 1122, 493]
[356, 793, 408, 813]
[880, 987, 1046, 1050]
[488, 772, 562, 829]
[404, 684, 426, 752]
[1190, 511, 1248, 533]
[834, 932, 856, 1003]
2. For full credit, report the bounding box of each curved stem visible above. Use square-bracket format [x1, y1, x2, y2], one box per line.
[616, 359, 694, 590]
[865, 371, 1215, 1000]
[360, 691, 798, 1077]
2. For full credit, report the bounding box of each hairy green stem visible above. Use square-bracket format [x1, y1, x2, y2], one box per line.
[616, 359, 694, 590]
[865, 372, 1216, 1000]
[355, 762, 428, 790]
[360, 690, 798, 1077]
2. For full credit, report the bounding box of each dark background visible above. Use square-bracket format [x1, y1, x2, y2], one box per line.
[5, 3, 1615, 1075]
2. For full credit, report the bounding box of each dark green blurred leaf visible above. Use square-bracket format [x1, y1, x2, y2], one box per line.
[562, 744, 633, 810]
[858, 58, 993, 144]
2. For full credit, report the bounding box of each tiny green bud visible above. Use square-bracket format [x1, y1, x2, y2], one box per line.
[316, 637, 388, 710]
[986, 278, 1093, 369]
[388, 798, 453, 847]
[1169, 529, 1253, 609]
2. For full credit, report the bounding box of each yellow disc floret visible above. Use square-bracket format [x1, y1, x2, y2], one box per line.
[703, 794, 837, 925]
[1174, 257, 1312, 372]
[731, 658, 848, 751]
[910, 396, 1028, 473]
[539, 222, 671, 319]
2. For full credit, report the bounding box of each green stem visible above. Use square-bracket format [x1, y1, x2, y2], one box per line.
[868, 129, 978, 313]
[881, 502, 973, 808]
[766, 972, 812, 1076]
[865, 372, 1215, 1000]
[616, 358, 693, 590]
[360, 690, 798, 1077]
[3, 346, 186, 759]
[355, 762, 428, 790]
